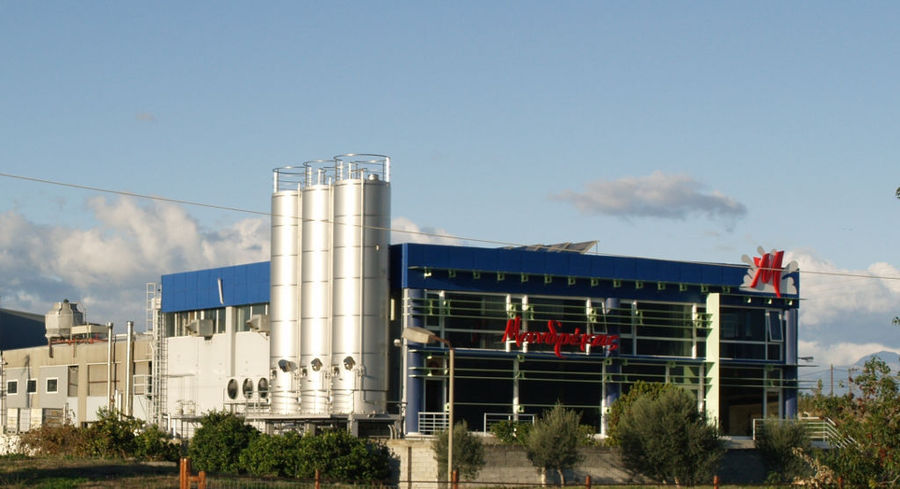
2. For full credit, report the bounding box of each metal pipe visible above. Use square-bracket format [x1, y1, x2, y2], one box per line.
[106, 322, 114, 412]
[125, 321, 134, 416]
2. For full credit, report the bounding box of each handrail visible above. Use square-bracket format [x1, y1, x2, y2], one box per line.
[752, 417, 855, 449]
[482, 412, 536, 433]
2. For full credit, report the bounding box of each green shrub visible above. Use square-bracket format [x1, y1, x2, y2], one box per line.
[303, 429, 393, 483]
[133, 424, 180, 462]
[525, 404, 584, 485]
[239, 429, 393, 483]
[754, 419, 812, 483]
[489, 420, 532, 445]
[239, 430, 307, 478]
[188, 411, 259, 474]
[432, 421, 485, 481]
[84, 408, 143, 458]
[617, 387, 724, 486]
[606, 381, 676, 446]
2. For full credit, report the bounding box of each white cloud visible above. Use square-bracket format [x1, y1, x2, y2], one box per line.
[798, 339, 900, 368]
[788, 248, 900, 367]
[0, 198, 269, 330]
[551, 171, 747, 222]
[391, 217, 462, 245]
[787, 249, 900, 329]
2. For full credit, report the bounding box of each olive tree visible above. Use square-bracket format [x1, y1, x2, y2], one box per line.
[525, 404, 585, 486]
[432, 421, 485, 481]
[617, 387, 724, 487]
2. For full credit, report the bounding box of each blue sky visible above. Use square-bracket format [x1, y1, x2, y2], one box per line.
[1, 2, 898, 369]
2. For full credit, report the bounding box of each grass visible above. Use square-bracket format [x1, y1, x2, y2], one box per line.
[0, 455, 177, 489]
[0, 456, 793, 488]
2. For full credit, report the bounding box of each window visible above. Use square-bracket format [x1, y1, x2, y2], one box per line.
[46, 378, 58, 394]
[767, 310, 784, 342]
[6, 380, 17, 395]
[27, 379, 37, 393]
[235, 303, 268, 332]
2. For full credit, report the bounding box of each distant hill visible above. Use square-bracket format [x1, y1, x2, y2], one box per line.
[854, 350, 900, 367]
[799, 351, 900, 396]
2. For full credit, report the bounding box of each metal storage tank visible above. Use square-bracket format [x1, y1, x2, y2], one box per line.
[300, 162, 334, 415]
[330, 154, 391, 415]
[270, 167, 303, 414]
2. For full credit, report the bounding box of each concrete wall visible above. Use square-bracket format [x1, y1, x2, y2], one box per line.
[2, 335, 153, 430]
[165, 326, 269, 419]
[385, 438, 767, 487]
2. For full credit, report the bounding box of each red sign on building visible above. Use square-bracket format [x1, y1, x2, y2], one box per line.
[501, 316, 619, 359]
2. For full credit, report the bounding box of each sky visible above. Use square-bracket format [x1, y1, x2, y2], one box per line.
[1, 2, 898, 372]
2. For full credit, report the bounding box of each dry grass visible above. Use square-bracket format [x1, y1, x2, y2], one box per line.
[0, 455, 177, 488]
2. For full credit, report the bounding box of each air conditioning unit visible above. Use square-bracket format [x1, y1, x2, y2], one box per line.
[186, 319, 215, 338]
[246, 314, 269, 333]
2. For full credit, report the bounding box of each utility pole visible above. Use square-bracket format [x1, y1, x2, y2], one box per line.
[830, 364, 834, 396]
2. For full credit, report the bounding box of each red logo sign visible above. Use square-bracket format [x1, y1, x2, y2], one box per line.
[741, 247, 798, 298]
[502, 316, 619, 358]
[749, 250, 785, 297]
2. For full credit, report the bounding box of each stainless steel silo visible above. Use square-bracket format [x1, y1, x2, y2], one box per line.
[300, 162, 334, 415]
[270, 167, 302, 415]
[330, 155, 391, 415]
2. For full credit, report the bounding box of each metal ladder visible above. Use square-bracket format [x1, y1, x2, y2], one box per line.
[147, 283, 167, 429]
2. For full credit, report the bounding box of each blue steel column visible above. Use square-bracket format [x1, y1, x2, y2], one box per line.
[602, 298, 621, 436]
[784, 308, 798, 418]
[405, 288, 425, 434]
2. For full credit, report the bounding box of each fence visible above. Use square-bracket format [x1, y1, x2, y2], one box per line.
[751, 416, 855, 449]
[482, 412, 535, 433]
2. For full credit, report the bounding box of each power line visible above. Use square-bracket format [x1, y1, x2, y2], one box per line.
[2, 170, 900, 282]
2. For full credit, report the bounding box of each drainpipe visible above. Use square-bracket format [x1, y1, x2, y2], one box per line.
[106, 322, 114, 413]
[125, 321, 134, 417]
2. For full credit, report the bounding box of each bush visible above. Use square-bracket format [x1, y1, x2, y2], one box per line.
[490, 420, 532, 445]
[188, 411, 259, 474]
[525, 404, 584, 485]
[19, 423, 90, 457]
[83, 408, 143, 458]
[617, 387, 724, 486]
[239, 430, 306, 478]
[432, 421, 485, 481]
[754, 420, 812, 483]
[606, 381, 675, 446]
[309, 430, 393, 483]
[238, 429, 393, 483]
[133, 424, 180, 462]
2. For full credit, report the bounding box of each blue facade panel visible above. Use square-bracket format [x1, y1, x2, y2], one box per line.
[161, 262, 269, 312]
[390, 243, 781, 300]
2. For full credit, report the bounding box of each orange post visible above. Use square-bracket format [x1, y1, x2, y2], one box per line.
[713, 475, 720, 489]
[179, 458, 207, 489]
[451, 469, 459, 489]
[179, 457, 190, 489]
[585, 474, 592, 488]
[315, 469, 320, 489]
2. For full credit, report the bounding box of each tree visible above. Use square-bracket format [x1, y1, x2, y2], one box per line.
[754, 419, 812, 483]
[617, 387, 724, 487]
[84, 408, 142, 458]
[188, 411, 259, 474]
[606, 381, 677, 446]
[431, 421, 485, 481]
[525, 404, 584, 486]
[809, 356, 900, 487]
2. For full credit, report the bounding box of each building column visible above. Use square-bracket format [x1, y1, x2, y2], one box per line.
[704, 293, 721, 427]
[404, 288, 425, 434]
[601, 298, 620, 437]
[784, 308, 798, 418]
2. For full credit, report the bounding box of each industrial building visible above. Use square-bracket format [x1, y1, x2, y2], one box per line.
[1, 154, 800, 440]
